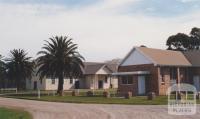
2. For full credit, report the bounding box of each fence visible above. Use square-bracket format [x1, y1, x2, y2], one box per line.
[0, 88, 17, 94]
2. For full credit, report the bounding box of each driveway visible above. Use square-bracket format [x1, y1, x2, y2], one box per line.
[0, 97, 199, 119]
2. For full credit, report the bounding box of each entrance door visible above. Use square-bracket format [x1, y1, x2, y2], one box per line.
[33, 81, 37, 90]
[138, 76, 146, 95]
[98, 80, 103, 89]
[75, 81, 80, 89]
[193, 76, 200, 91]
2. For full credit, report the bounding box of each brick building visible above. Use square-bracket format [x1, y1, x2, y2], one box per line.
[116, 47, 200, 96]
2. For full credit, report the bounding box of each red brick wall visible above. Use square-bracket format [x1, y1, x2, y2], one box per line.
[158, 67, 189, 95]
[118, 75, 138, 96]
[158, 67, 170, 95]
[118, 64, 190, 96]
[118, 64, 159, 96]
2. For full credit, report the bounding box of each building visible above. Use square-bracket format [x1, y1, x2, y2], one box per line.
[80, 62, 118, 89]
[26, 62, 118, 90]
[116, 47, 200, 96]
[183, 50, 200, 92]
[26, 75, 77, 90]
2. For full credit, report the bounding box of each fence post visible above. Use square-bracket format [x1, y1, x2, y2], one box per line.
[38, 89, 40, 99]
[53, 90, 55, 96]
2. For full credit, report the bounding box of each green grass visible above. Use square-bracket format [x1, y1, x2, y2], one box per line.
[1, 89, 200, 105]
[39, 95, 169, 105]
[0, 107, 32, 119]
[3, 94, 169, 105]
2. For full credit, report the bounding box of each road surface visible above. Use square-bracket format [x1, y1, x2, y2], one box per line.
[0, 97, 199, 119]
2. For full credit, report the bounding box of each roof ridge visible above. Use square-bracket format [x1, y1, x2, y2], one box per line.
[137, 46, 182, 53]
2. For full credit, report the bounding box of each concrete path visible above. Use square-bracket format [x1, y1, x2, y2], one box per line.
[0, 97, 199, 119]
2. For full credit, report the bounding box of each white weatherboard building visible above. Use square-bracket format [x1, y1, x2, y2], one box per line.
[26, 62, 118, 90]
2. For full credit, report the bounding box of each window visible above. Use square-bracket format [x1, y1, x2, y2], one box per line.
[127, 77, 133, 84]
[51, 79, 55, 84]
[105, 76, 108, 83]
[70, 79, 73, 84]
[29, 79, 31, 84]
[160, 68, 165, 84]
[170, 67, 177, 80]
[121, 76, 133, 84]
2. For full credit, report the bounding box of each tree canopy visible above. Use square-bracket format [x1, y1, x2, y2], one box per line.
[0, 55, 6, 88]
[37, 36, 84, 95]
[166, 27, 200, 51]
[6, 49, 34, 89]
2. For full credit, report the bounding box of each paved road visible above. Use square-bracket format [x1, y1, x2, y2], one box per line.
[0, 97, 199, 119]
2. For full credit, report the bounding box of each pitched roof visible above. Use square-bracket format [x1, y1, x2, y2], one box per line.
[183, 50, 200, 66]
[136, 47, 191, 66]
[106, 63, 118, 73]
[83, 62, 105, 74]
[83, 62, 118, 74]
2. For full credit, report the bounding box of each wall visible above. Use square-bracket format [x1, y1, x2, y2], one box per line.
[110, 76, 118, 88]
[43, 78, 75, 90]
[26, 77, 76, 90]
[121, 49, 152, 66]
[118, 64, 159, 96]
[27, 74, 117, 90]
[118, 75, 138, 95]
[158, 67, 171, 95]
[81, 74, 113, 89]
[158, 67, 189, 95]
[26, 75, 42, 90]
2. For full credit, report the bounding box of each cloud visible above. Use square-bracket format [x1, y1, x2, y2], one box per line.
[178, 0, 199, 3]
[125, 0, 200, 17]
[0, 0, 100, 6]
[0, 1, 200, 62]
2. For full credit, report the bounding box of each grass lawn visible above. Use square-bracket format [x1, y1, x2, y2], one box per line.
[1, 89, 200, 105]
[2, 94, 169, 105]
[29, 95, 169, 105]
[0, 107, 32, 119]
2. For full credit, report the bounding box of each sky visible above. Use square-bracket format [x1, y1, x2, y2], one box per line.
[0, 0, 200, 62]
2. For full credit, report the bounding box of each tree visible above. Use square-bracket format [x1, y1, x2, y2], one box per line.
[0, 55, 6, 88]
[37, 36, 84, 96]
[6, 49, 34, 90]
[190, 27, 200, 39]
[166, 27, 200, 51]
[166, 33, 190, 51]
[190, 27, 200, 50]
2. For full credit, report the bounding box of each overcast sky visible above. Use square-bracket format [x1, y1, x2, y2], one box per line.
[0, 0, 200, 62]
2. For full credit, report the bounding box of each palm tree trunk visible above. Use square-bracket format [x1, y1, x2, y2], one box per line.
[57, 74, 64, 96]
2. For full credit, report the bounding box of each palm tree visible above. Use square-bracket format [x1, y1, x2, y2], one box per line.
[0, 55, 6, 88]
[6, 49, 34, 90]
[37, 36, 84, 96]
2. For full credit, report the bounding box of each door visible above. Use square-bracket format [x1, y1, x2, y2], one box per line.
[98, 80, 103, 89]
[33, 81, 37, 90]
[193, 76, 200, 91]
[75, 81, 80, 89]
[138, 76, 146, 95]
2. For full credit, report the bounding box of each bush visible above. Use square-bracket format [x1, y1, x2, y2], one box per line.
[86, 91, 94, 97]
[103, 91, 110, 98]
[147, 92, 156, 100]
[72, 90, 79, 96]
[124, 92, 132, 99]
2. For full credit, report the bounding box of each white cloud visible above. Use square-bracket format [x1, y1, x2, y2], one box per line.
[0, 1, 200, 62]
[178, 0, 199, 3]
